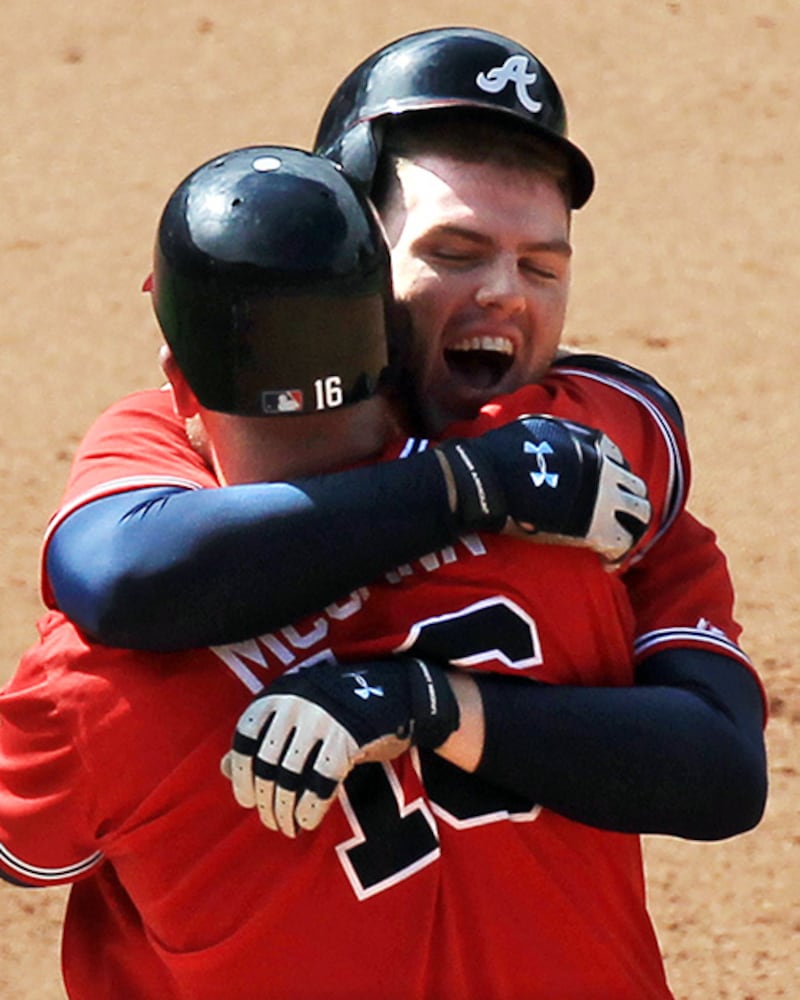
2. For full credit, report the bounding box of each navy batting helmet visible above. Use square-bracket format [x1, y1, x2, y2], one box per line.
[150, 146, 391, 415]
[313, 27, 594, 209]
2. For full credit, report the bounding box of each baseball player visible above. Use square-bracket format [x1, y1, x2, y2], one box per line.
[1, 144, 712, 1000]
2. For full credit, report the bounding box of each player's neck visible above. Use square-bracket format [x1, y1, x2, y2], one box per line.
[208, 394, 403, 484]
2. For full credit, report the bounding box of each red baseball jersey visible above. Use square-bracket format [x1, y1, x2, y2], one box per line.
[1, 363, 756, 996]
[4, 537, 672, 998]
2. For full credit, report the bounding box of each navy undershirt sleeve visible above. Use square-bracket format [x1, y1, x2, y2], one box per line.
[47, 451, 457, 650]
[473, 648, 767, 840]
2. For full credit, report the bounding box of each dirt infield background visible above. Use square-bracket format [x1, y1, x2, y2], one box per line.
[1, 2, 798, 997]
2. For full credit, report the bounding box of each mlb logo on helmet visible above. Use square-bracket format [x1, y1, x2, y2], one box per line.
[261, 390, 304, 414]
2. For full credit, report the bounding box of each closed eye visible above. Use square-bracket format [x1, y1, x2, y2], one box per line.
[521, 262, 559, 280]
[427, 248, 483, 269]
[520, 255, 568, 281]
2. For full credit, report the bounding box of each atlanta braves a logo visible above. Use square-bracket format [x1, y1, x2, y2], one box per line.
[476, 55, 543, 114]
[524, 440, 559, 488]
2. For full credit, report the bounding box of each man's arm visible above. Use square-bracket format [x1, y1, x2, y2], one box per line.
[48, 417, 647, 649]
[228, 649, 766, 841]
[44, 358, 673, 651]
[46, 458, 457, 650]
[460, 648, 767, 840]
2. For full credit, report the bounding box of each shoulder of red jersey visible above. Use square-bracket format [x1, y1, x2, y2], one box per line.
[551, 352, 685, 434]
[550, 354, 690, 557]
[51, 386, 216, 515]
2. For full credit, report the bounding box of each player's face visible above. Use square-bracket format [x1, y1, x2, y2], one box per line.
[381, 155, 571, 434]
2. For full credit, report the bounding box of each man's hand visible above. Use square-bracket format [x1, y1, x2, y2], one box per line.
[222, 658, 459, 838]
[436, 415, 651, 563]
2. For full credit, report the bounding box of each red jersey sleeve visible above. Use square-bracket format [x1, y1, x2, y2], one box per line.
[0, 615, 103, 886]
[625, 511, 751, 663]
[51, 386, 216, 511]
[625, 511, 766, 718]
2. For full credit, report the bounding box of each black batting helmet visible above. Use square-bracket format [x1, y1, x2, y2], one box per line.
[314, 26, 594, 209]
[150, 146, 391, 415]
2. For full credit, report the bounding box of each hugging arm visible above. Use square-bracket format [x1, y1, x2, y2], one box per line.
[47, 417, 648, 650]
[46, 456, 455, 651]
[228, 648, 766, 842]
[471, 647, 766, 839]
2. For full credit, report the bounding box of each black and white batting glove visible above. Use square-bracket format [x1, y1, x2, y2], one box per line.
[223, 658, 459, 839]
[435, 415, 652, 563]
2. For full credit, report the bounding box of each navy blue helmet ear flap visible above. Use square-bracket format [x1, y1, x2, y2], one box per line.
[313, 26, 594, 208]
[150, 146, 391, 416]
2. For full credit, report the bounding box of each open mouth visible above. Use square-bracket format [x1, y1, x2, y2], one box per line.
[444, 336, 515, 390]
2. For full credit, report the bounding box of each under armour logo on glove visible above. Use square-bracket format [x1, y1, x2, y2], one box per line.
[524, 440, 559, 488]
[345, 672, 385, 700]
[435, 414, 652, 563]
[476, 56, 543, 113]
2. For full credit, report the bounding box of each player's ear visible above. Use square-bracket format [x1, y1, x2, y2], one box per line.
[159, 345, 200, 417]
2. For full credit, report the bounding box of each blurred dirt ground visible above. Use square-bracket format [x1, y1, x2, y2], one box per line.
[1, 2, 798, 997]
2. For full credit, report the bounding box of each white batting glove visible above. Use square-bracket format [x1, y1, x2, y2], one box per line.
[436, 415, 652, 563]
[223, 657, 459, 839]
